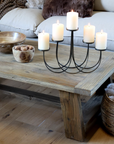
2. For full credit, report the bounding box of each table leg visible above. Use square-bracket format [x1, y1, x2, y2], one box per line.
[59, 91, 85, 142]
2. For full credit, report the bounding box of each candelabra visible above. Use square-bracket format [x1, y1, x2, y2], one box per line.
[39, 28, 106, 74]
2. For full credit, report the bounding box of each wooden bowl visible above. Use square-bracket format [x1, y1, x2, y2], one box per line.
[12, 45, 35, 63]
[0, 31, 26, 53]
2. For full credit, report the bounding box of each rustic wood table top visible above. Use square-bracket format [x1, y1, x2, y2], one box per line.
[0, 43, 114, 97]
[1, 42, 114, 142]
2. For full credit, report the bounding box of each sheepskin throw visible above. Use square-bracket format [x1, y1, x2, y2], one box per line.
[0, 0, 26, 19]
[26, 0, 45, 9]
[42, 0, 95, 19]
[105, 83, 114, 96]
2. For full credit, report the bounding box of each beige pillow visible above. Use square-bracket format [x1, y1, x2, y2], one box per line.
[0, 8, 44, 37]
[26, 0, 45, 9]
[94, 0, 114, 11]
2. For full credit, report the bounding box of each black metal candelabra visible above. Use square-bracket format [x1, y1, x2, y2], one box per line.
[39, 28, 106, 74]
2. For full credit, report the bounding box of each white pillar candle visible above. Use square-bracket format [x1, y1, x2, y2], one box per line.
[38, 30, 49, 50]
[52, 20, 64, 41]
[83, 23, 95, 43]
[66, 10, 78, 30]
[95, 30, 107, 50]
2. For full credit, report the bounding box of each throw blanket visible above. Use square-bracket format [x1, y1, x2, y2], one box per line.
[0, 0, 27, 19]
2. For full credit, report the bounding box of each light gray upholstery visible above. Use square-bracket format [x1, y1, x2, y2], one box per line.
[35, 11, 114, 51]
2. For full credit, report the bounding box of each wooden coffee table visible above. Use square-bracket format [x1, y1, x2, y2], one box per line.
[0, 42, 114, 142]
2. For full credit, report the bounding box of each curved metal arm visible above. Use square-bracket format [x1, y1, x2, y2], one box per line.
[81, 51, 102, 73]
[43, 51, 64, 73]
[56, 41, 72, 72]
[41, 29, 104, 74]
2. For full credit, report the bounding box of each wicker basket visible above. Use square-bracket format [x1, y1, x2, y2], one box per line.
[101, 93, 114, 135]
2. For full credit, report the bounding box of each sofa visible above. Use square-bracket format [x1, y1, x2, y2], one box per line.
[0, 0, 114, 51]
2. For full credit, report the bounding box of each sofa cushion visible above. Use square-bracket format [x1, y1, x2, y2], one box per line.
[94, 0, 114, 12]
[42, 0, 94, 19]
[26, 0, 45, 9]
[35, 11, 114, 51]
[0, 8, 44, 37]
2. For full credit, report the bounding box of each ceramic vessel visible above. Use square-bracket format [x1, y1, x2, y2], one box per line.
[12, 45, 35, 63]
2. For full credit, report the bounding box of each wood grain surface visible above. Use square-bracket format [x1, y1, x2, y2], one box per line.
[60, 91, 85, 141]
[0, 41, 114, 96]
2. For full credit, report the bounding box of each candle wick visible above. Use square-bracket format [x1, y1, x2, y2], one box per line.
[101, 30, 103, 34]
[57, 20, 59, 25]
[88, 23, 90, 27]
[42, 30, 45, 33]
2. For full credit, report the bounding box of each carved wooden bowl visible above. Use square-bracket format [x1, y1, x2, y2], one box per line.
[12, 45, 35, 63]
[0, 31, 26, 53]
